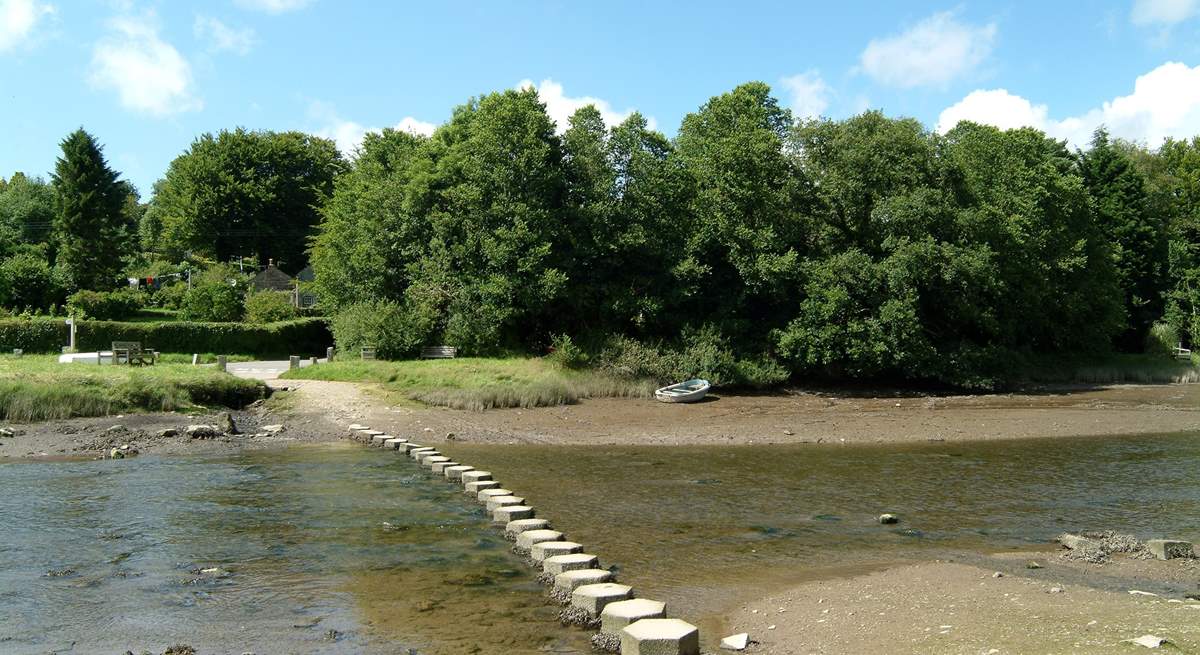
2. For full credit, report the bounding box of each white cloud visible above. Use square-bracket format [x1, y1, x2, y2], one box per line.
[936, 88, 1050, 134]
[936, 62, 1200, 148]
[194, 15, 255, 55]
[780, 70, 830, 120]
[1131, 0, 1198, 25]
[234, 0, 312, 14]
[0, 0, 55, 53]
[310, 103, 435, 157]
[859, 11, 997, 89]
[89, 13, 200, 116]
[517, 78, 656, 133]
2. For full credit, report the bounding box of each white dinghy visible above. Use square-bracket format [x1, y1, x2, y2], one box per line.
[654, 378, 711, 403]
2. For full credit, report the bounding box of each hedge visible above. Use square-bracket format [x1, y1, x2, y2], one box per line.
[0, 317, 331, 357]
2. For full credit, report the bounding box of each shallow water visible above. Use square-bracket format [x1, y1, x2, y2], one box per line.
[446, 433, 1200, 624]
[3, 433, 1199, 654]
[0, 443, 589, 655]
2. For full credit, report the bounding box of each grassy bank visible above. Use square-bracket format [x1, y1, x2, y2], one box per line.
[280, 357, 656, 410]
[0, 355, 268, 421]
[1021, 353, 1200, 385]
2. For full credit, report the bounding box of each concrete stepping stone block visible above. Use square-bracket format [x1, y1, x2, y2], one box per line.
[485, 495, 525, 512]
[477, 488, 513, 503]
[383, 438, 408, 450]
[1147, 539, 1194, 560]
[532, 541, 583, 562]
[430, 460, 458, 474]
[493, 505, 534, 523]
[423, 456, 451, 469]
[461, 470, 493, 485]
[554, 569, 612, 594]
[415, 451, 443, 463]
[508, 521, 553, 541]
[621, 618, 700, 655]
[543, 553, 599, 575]
[408, 447, 436, 460]
[444, 465, 474, 481]
[347, 424, 367, 431]
[600, 598, 666, 634]
[465, 480, 501, 494]
[371, 434, 392, 446]
[571, 582, 632, 617]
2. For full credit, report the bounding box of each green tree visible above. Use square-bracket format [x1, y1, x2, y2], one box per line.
[151, 129, 345, 271]
[51, 129, 131, 291]
[0, 172, 56, 254]
[1078, 128, 1167, 350]
[674, 82, 807, 341]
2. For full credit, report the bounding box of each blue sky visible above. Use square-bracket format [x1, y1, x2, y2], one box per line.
[2, 0, 1200, 195]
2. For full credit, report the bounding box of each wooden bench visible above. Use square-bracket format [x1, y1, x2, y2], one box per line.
[111, 341, 156, 366]
[360, 346, 376, 360]
[1175, 345, 1193, 361]
[421, 345, 457, 359]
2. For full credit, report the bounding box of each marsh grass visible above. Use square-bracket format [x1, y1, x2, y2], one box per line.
[1022, 353, 1200, 385]
[281, 357, 656, 410]
[0, 355, 267, 421]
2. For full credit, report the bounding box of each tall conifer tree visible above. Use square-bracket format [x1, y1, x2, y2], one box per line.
[52, 128, 129, 291]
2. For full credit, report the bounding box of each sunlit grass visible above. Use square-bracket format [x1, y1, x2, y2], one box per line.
[0, 354, 267, 421]
[1022, 353, 1200, 385]
[281, 357, 655, 410]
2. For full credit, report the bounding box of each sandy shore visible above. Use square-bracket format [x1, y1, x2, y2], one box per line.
[729, 554, 1200, 654]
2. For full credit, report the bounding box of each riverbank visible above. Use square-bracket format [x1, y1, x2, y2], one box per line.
[284, 379, 1200, 446]
[730, 554, 1200, 654]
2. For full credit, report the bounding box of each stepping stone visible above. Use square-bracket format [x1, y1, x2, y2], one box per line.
[444, 465, 474, 481]
[532, 541, 583, 562]
[571, 582, 632, 617]
[601, 598, 666, 634]
[554, 569, 612, 594]
[371, 434, 392, 446]
[423, 456, 451, 469]
[508, 521, 553, 541]
[465, 480, 501, 494]
[543, 553, 599, 575]
[415, 451, 443, 463]
[427, 455, 453, 472]
[398, 442, 422, 454]
[361, 429, 385, 438]
[477, 488, 513, 503]
[1147, 539, 1194, 560]
[485, 495, 525, 512]
[461, 470, 493, 485]
[384, 438, 408, 450]
[493, 505, 534, 523]
[408, 447, 436, 460]
[348, 424, 367, 431]
[621, 618, 700, 655]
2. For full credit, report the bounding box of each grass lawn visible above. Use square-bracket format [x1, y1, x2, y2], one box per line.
[0, 354, 268, 421]
[280, 357, 656, 410]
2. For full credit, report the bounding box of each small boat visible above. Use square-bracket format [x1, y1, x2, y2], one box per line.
[655, 378, 711, 403]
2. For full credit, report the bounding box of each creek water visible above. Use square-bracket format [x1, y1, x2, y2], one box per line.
[2, 433, 1198, 654]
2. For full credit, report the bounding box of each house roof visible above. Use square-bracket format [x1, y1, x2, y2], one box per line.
[250, 266, 293, 291]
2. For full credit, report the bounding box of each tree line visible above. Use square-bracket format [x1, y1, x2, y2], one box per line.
[2, 82, 1198, 387]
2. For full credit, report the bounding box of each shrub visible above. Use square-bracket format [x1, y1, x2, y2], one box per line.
[66, 288, 145, 320]
[244, 290, 298, 324]
[0, 252, 62, 311]
[154, 282, 187, 310]
[590, 331, 788, 388]
[1145, 322, 1180, 357]
[181, 281, 244, 322]
[0, 318, 64, 352]
[331, 300, 422, 360]
[547, 334, 588, 369]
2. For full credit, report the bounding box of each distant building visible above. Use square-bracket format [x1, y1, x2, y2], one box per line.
[249, 264, 293, 293]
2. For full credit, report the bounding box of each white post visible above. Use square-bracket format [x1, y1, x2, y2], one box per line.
[192, 353, 199, 365]
[217, 355, 227, 372]
[65, 316, 76, 352]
